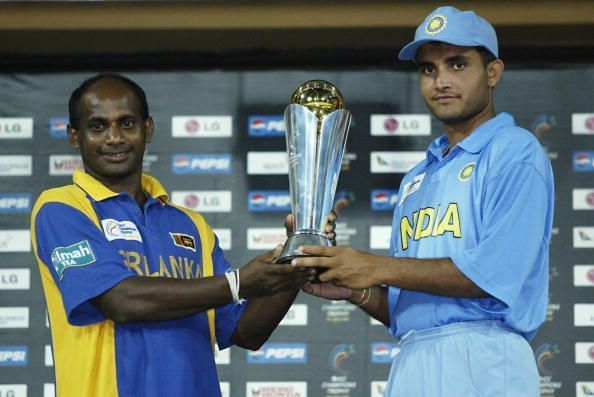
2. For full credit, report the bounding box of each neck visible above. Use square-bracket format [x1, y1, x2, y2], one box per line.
[444, 104, 495, 148]
[86, 169, 147, 207]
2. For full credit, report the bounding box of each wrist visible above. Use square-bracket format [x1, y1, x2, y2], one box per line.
[347, 288, 366, 305]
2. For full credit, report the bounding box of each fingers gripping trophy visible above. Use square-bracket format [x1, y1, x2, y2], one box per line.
[276, 80, 352, 264]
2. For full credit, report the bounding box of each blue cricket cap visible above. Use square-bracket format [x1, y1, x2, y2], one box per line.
[398, 6, 498, 61]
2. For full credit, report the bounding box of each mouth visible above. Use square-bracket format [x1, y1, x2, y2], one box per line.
[100, 149, 132, 162]
[433, 95, 459, 103]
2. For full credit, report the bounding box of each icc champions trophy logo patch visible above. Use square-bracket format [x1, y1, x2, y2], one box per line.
[425, 14, 447, 35]
[458, 162, 476, 182]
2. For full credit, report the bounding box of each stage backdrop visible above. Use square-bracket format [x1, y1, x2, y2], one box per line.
[0, 68, 593, 397]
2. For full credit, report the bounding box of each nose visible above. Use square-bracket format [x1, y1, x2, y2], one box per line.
[105, 123, 124, 145]
[435, 68, 452, 91]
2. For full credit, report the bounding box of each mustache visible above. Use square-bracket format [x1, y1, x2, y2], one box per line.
[99, 145, 133, 155]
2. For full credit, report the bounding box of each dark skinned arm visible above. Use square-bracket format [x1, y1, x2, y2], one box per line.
[231, 212, 337, 350]
[92, 247, 308, 326]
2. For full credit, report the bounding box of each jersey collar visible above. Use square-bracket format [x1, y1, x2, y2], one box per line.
[72, 169, 169, 202]
[427, 112, 515, 162]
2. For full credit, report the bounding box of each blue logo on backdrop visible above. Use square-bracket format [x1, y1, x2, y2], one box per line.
[370, 342, 400, 363]
[370, 190, 398, 211]
[248, 115, 285, 137]
[248, 191, 291, 212]
[573, 151, 594, 172]
[0, 346, 28, 366]
[247, 343, 307, 364]
[49, 117, 68, 139]
[0, 193, 31, 213]
[172, 154, 232, 174]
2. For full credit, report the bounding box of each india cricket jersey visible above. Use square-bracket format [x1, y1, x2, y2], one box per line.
[31, 170, 243, 397]
[388, 113, 554, 340]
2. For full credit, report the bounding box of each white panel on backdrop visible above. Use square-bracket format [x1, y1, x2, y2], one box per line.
[247, 152, 288, 175]
[247, 228, 286, 250]
[0, 118, 33, 139]
[369, 226, 391, 250]
[171, 116, 232, 138]
[575, 342, 594, 364]
[171, 191, 232, 212]
[49, 155, 83, 176]
[573, 227, 594, 248]
[246, 382, 307, 396]
[213, 229, 231, 250]
[574, 304, 594, 326]
[0, 308, 29, 329]
[573, 189, 594, 210]
[574, 265, 594, 286]
[577, 382, 594, 397]
[0, 155, 32, 176]
[572, 113, 594, 134]
[219, 382, 230, 397]
[371, 381, 388, 397]
[370, 114, 431, 136]
[0, 269, 30, 290]
[0, 385, 27, 397]
[370, 151, 425, 173]
[214, 344, 230, 365]
[45, 345, 53, 366]
[0, 230, 30, 252]
[279, 304, 308, 326]
[44, 383, 55, 397]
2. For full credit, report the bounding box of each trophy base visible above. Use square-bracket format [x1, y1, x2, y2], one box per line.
[276, 231, 331, 264]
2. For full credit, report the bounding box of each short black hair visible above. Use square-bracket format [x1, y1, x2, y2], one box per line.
[476, 46, 497, 67]
[68, 73, 149, 129]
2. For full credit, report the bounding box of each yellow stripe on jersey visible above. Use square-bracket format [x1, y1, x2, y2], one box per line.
[170, 204, 217, 351]
[32, 185, 119, 397]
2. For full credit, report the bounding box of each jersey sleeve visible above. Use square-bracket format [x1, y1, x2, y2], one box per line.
[34, 202, 136, 325]
[450, 162, 550, 312]
[211, 235, 246, 349]
[387, 183, 405, 336]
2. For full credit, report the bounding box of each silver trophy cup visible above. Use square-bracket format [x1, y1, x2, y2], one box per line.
[277, 80, 351, 264]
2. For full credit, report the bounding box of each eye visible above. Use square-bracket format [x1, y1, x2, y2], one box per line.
[88, 121, 105, 131]
[452, 62, 466, 71]
[122, 118, 136, 128]
[419, 65, 435, 75]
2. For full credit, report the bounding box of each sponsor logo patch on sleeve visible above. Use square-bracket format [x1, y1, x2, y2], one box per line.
[50, 240, 96, 280]
[170, 233, 197, 252]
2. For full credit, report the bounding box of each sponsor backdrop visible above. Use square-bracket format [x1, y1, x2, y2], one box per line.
[0, 69, 593, 397]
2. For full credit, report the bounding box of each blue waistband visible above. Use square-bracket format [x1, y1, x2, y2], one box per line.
[398, 320, 517, 347]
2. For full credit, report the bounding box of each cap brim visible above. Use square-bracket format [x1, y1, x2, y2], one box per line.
[398, 37, 488, 61]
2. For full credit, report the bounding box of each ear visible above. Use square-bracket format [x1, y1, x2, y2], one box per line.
[67, 124, 80, 149]
[487, 59, 504, 88]
[144, 116, 154, 144]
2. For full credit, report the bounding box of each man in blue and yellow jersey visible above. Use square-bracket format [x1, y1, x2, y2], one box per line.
[293, 6, 554, 396]
[32, 74, 331, 397]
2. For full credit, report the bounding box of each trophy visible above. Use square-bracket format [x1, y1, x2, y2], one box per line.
[276, 80, 351, 264]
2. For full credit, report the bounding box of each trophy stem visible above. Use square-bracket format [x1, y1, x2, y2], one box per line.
[276, 231, 331, 264]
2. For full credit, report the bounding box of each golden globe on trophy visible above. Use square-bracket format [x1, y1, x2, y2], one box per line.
[276, 80, 352, 264]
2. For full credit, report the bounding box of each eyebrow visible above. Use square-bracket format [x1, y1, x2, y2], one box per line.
[416, 52, 473, 65]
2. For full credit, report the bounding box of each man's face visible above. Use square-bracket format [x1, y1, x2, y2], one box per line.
[68, 79, 153, 182]
[416, 43, 492, 125]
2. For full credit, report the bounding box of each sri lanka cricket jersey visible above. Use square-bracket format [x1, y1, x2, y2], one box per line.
[388, 113, 554, 341]
[31, 170, 243, 397]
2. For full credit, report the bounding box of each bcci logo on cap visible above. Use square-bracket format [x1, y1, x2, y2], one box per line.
[426, 14, 447, 35]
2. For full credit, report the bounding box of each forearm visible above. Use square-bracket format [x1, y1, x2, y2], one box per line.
[92, 275, 232, 323]
[375, 256, 488, 298]
[232, 288, 299, 350]
[348, 286, 390, 326]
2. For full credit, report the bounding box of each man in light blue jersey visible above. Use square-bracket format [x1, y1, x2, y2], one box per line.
[294, 6, 554, 396]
